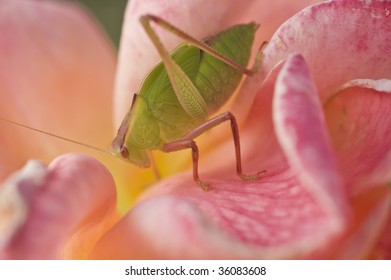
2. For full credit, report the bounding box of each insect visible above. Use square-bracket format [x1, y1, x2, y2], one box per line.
[110, 14, 267, 190]
[0, 14, 266, 190]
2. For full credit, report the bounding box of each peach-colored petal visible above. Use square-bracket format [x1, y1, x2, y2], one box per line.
[0, 154, 117, 259]
[369, 200, 391, 259]
[242, 0, 391, 111]
[0, 160, 47, 250]
[333, 186, 390, 259]
[0, 0, 116, 180]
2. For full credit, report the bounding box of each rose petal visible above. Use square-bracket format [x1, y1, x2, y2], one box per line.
[368, 200, 391, 259]
[274, 54, 349, 222]
[333, 186, 390, 259]
[240, 0, 322, 43]
[93, 0, 391, 259]
[259, 0, 391, 103]
[0, 154, 117, 259]
[325, 81, 391, 193]
[337, 79, 391, 94]
[0, 0, 116, 180]
[89, 57, 351, 258]
[0, 160, 47, 248]
[94, 52, 391, 259]
[90, 187, 334, 259]
[90, 197, 245, 259]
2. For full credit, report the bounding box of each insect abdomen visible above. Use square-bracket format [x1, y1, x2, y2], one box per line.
[194, 23, 258, 113]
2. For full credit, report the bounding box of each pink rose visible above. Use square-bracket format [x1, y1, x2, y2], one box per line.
[0, 0, 390, 259]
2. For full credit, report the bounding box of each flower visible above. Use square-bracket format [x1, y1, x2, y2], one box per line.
[0, 0, 118, 259]
[1, 0, 391, 259]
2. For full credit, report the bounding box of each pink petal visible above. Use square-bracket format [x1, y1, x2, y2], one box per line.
[0, 154, 117, 259]
[273, 54, 349, 222]
[0, 0, 116, 180]
[241, 0, 322, 43]
[272, 56, 391, 258]
[96, 0, 391, 259]
[90, 186, 334, 259]
[258, 0, 391, 103]
[92, 51, 391, 259]
[325, 80, 391, 193]
[89, 56, 350, 259]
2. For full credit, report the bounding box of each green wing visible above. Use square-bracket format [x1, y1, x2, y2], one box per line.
[138, 44, 206, 142]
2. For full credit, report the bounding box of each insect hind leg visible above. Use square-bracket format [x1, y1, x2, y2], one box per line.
[140, 14, 261, 77]
[163, 111, 266, 190]
[184, 111, 266, 180]
[162, 139, 209, 190]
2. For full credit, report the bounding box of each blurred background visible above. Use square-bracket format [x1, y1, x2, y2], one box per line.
[75, 0, 128, 48]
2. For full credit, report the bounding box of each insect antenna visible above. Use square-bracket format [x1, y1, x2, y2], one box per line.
[0, 116, 111, 156]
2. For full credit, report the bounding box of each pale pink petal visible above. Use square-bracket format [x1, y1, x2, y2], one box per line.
[338, 79, 391, 93]
[250, 0, 391, 104]
[0, 154, 117, 259]
[0, 0, 116, 180]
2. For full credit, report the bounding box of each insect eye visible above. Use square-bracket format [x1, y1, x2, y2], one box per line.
[120, 146, 129, 159]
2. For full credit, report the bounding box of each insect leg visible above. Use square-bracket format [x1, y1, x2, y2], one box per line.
[140, 14, 208, 121]
[181, 111, 266, 181]
[140, 14, 261, 76]
[162, 112, 266, 190]
[162, 139, 209, 190]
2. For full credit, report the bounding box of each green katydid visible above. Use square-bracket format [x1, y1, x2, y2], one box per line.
[110, 14, 267, 190]
[0, 14, 267, 190]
